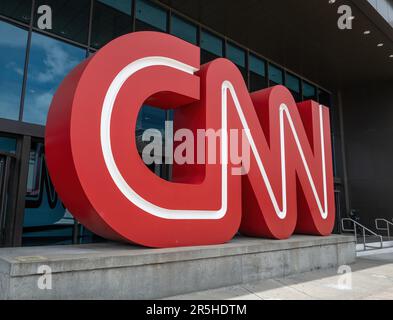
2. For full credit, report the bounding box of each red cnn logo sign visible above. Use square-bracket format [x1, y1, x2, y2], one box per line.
[45, 32, 335, 248]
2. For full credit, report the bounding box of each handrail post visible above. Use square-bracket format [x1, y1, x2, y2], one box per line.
[363, 228, 366, 251]
[352, 219, 358, 249]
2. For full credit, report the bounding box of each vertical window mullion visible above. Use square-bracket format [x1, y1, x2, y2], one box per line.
[18, 0, 35, 121]
[167, 8, 171, 33]
[131, 0, 136, 32]
[87, 0, 94, 49]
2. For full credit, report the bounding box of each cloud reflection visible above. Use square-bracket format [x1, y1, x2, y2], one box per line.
[23, 32, 86, 125]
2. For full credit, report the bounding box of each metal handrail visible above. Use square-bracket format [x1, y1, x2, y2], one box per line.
[375, 219, 393, 241]
[341, 218, 383, 251]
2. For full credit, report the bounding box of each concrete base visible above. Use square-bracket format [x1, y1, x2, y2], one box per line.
[0, 235, 355, 300]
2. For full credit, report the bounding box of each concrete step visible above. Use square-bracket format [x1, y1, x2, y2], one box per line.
[0, 235, 356, 300]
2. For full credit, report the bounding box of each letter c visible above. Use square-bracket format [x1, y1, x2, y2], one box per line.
[45, 32, 242, 247]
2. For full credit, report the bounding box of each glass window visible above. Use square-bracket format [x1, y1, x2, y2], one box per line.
[303, 81, 317, 100]
[226, 43, 245, 68]
[249, 54, 267, 92]
[0, 136, 17, 154]
[249, 54, 265, 76]
[318, 89, 331, 107]
[23, 141, 72, 246]
[0, 0, 32, 24]
[320, 89, 336, 134]
[268, 64, 283, 86]
[22, 33, 86, 125]
[136, 105, 166, 133]
[200, 30, 223, 64]
[136, 105, 167, 179]
[285, 72, 301, 102]
[0, 21, 28, 121]
[171, 14, 197, 44]
[34, 0, 90, 44]
[98, 0, 132, 13]
[135, 0, 167, 32]
[226, 42, 247, 82]
[91, 0, 133, 48]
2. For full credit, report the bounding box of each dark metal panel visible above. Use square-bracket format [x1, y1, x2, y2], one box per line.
[341, 81, 393, 229]
[7, 135, 31, 246]
[0, 153, 15, 245]
[0, 118, 45, 138]
[336, 91, 351, 216]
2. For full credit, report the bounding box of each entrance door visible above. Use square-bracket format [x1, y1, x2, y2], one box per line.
[22, 140, 76, 245]
[22, 139, 99, 246]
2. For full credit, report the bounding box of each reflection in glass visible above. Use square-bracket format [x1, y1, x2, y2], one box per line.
[135, 0, 167, 32]
[23, 141, 71, 245]
[136, 105, 167, 179]
[0, 0, 32, 23]
[303, 81, 317, 100]
[171, 14, 197, 44]
[249, 54, 267, 92]
[0, 21, 27, 120]
[0, 136, 17, 154]
[22, 33, 86, 125]
[34, 0, 90, 44]
[226, 42, 247, 83]
[200, 30, 223, 64]
[23, 141, 98, 246]
[268, 64, 283, 86]
[91, 0, 132, 48]
[136, 105, 166, 133]
[285, 73, 301, 102]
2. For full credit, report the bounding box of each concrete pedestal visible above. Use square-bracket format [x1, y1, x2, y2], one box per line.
[0, 235, 355, 299]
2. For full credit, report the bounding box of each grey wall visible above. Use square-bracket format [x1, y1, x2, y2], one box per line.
[368, 0, 393, 26]
[341, 81, 393, 228]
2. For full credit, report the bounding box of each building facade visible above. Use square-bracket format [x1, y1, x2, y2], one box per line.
[0, 0, 392, 247]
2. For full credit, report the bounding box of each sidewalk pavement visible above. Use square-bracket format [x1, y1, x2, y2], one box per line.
[164, 247, 393, 300]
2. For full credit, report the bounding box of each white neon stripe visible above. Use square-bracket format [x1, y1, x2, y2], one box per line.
[101, 56, 225, 219]
[100, 56, 328, 220]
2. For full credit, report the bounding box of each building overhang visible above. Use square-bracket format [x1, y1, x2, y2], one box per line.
[159, 0, 393, 91]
